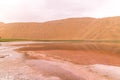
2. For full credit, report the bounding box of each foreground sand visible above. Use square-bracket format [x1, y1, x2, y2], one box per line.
[0, 42, 120, 80]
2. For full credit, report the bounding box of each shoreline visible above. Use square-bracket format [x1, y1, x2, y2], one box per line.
[0, 42, 120, 80]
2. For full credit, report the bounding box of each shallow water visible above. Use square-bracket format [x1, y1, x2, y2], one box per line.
[16, 42, 120, 66]
[0, 42, 120, 80]
[26, 60, 85, 80]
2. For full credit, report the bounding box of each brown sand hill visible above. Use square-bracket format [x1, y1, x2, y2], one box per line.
[0, 17, 120, 40]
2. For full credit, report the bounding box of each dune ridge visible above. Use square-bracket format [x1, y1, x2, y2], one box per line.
[0, 16, 120, 40]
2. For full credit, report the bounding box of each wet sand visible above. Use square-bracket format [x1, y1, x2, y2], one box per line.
[0, 42, 120, 80]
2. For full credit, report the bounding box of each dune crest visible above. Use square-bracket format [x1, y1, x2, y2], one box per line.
[0, 17, 120, 40]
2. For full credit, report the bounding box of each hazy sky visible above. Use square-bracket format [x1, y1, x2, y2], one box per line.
[0, 0, 120, 23]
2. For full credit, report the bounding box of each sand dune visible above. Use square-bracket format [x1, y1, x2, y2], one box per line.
[0, 16, 120, 40]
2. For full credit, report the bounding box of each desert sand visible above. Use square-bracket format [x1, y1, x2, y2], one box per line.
[0, 16, 120, 40]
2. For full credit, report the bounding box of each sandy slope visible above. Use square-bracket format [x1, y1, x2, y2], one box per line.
[0, 16, 120, 40]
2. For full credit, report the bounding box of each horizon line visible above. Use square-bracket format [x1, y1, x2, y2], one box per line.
[1, 16, 120, 24]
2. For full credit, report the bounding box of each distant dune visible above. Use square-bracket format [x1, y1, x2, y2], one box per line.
[0, 16, 120, 40]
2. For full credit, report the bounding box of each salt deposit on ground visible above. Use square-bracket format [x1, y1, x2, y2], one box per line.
[90, 64, 120, 80]
[0, 42, 120, 80]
